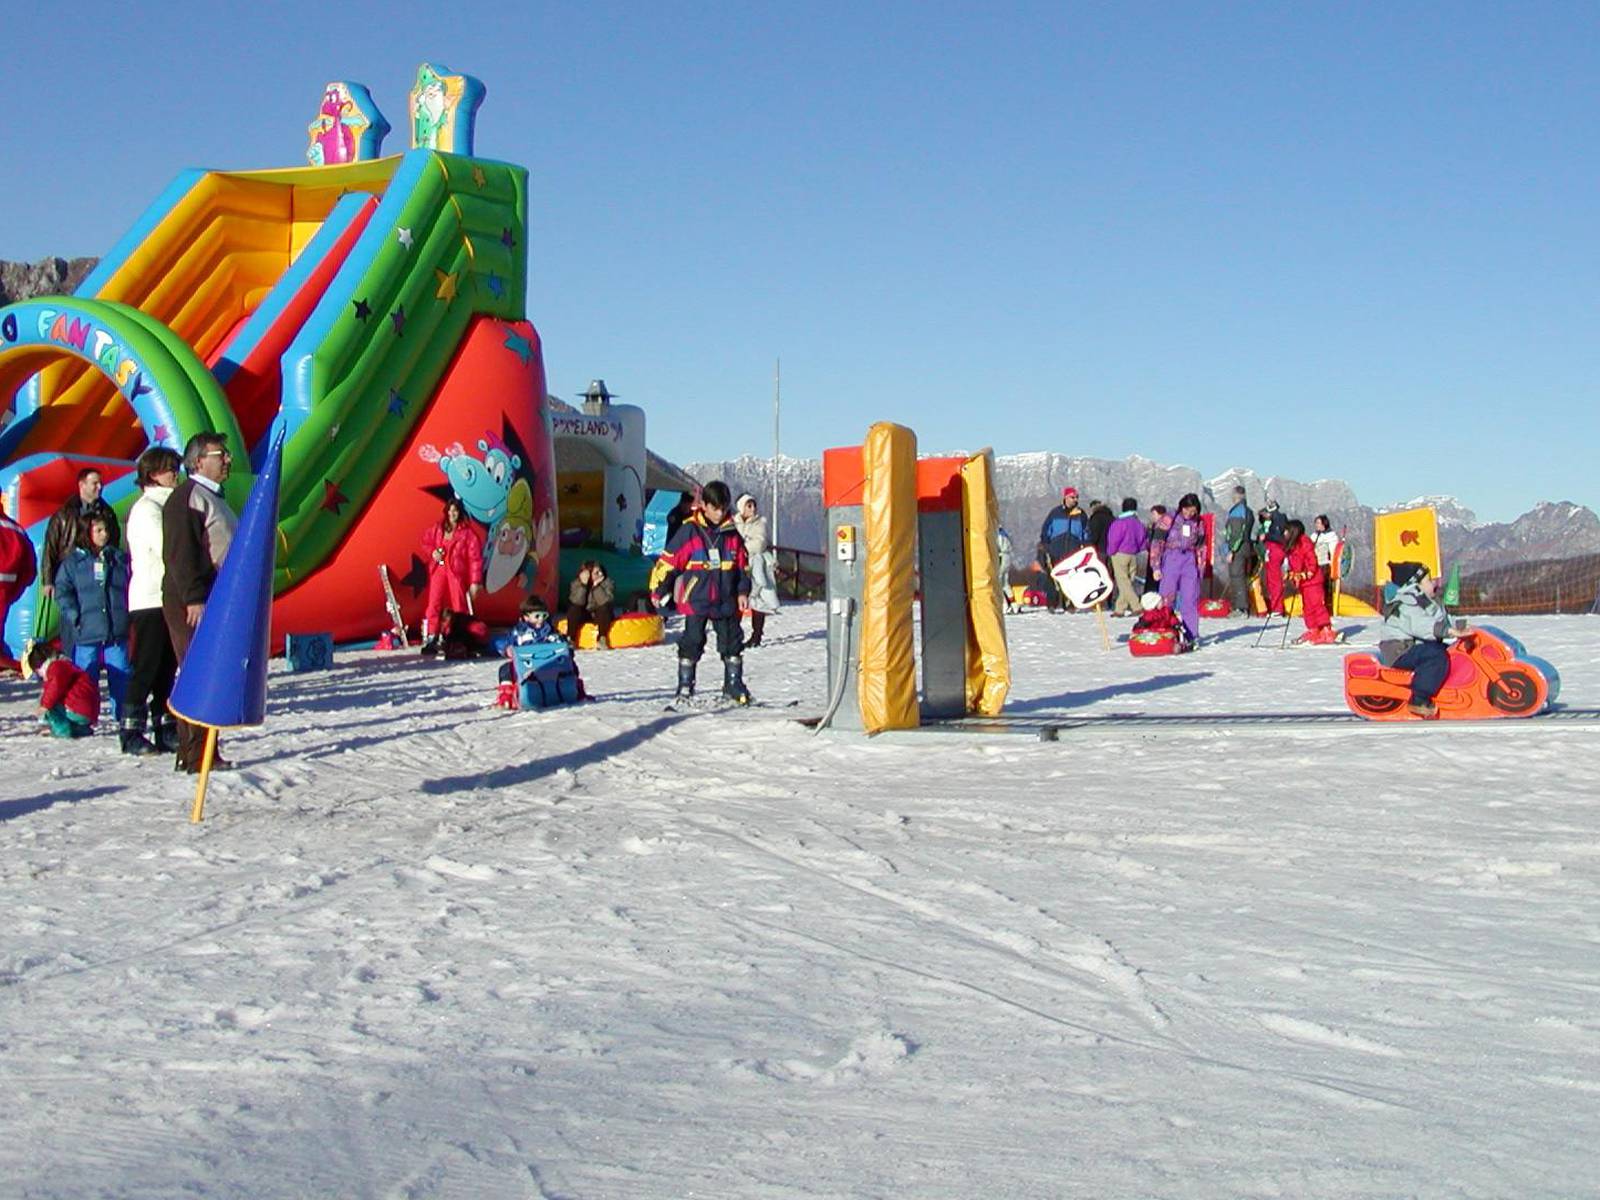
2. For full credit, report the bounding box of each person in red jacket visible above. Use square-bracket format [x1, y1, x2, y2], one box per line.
[28, 644, 100, 737]
[1283, 519, 1335, 643]
[0, 499, 37, 668]
[420, 497, 484, 655]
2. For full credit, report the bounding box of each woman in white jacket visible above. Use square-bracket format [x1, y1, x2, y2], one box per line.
[1311, 514, 1341, 612]
[122, 446, 182, 755]
[734, 493, 780, 647]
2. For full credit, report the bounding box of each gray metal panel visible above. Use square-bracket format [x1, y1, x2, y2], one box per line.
[822, 506, 865, 730]
[918, 509, 967, 720]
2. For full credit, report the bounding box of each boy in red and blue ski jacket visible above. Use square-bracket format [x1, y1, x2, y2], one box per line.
[651, 480, 753, 703]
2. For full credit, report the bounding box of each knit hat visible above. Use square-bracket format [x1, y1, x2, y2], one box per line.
[735, 493, 756, 511]
[1141, 592, 1163, 612]
[1062, 486, 1078, 500]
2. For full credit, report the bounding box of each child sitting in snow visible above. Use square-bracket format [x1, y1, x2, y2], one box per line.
[1130, 592, 1192, 651]
[496, 597, 576, 708]
[28, 644, 100, 738]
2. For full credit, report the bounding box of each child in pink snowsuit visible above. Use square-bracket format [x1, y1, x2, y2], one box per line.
[420, 498, 484, 653]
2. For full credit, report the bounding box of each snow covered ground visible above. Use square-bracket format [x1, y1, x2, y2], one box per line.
[3, 606, 1598, 1199]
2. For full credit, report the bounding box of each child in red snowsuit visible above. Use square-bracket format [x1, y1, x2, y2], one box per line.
[419, 498, 484, 654]
[29, 645, 100, 737]
[1131, 592, 1191, 652]
[1283, 519, 1334, 641]
[0, 504, 37, 667]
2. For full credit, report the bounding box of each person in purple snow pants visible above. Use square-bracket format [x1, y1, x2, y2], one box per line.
[1153, 492, 1206, 643]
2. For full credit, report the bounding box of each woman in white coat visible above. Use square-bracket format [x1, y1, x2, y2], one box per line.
[734, 493, 780, 647]
[122, 446, 183, 755]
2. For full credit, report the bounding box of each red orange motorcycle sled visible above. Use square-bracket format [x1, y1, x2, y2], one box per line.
[1343, 626, 1558, 721]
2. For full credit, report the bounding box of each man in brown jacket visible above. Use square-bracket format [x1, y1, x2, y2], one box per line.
[41, 469, 121, 600]
[161, 432, 239, 772]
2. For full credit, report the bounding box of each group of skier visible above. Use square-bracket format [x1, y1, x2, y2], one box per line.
[1032, 484, 1346, 646]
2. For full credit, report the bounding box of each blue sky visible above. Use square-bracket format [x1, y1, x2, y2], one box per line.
[5, 1, 1595, 521]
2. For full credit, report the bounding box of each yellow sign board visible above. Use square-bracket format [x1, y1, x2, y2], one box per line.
[1372, 506, 1441, 588]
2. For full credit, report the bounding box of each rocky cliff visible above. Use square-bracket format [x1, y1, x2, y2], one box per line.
[0, 257, 99, 305]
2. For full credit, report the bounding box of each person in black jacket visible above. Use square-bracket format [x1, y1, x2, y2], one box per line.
[1086, 499, 1114, 563]
[40, 468, 121, 612]
[161, 433, 239, 772]
[651, 480, 752, 703]
[1257, 500, 1291, 616]
[1035, 487, 1089, 612]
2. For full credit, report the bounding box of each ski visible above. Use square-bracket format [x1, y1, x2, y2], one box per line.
[663, 696, 799, 714]
[379, 564, 410, 647]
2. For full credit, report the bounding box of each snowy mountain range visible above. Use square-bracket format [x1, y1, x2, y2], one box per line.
[681, 452, 1600, 580]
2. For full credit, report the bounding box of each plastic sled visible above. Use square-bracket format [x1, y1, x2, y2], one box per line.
[1130, 630, 1182, 657]
[1343, 626, 1555, 721]
[513, 642, 584, 709]
[1199, 598, 1232, 618]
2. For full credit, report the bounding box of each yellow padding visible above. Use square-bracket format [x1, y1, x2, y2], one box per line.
[857, 422, 919, 733]
[961, 450, 1010, 716]
[556, 612, 664, 649]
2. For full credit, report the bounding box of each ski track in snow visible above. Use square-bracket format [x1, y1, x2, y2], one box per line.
[3, 608, 1600, 1198]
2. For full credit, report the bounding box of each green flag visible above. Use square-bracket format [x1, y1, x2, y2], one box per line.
[1442, 563, 1461, 607]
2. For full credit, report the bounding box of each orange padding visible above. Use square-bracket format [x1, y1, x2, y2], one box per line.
[556, 611, 664, 649]
[822, 445, 865, 509]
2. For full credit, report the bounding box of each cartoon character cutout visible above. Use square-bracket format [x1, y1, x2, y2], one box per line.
[306, 82, 389, 167]
[406, 62, 485, 155]
[420, 432, 544, 592]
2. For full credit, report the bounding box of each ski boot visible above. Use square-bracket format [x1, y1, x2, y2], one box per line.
[495, 680, 519, 710]
[674, 658, 697, 702]
[154, 716, 180, 755]
[119, 718, 159, 757]
[721, 655, 752, 706]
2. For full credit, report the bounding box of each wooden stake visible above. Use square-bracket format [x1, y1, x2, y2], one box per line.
[1095, 601, 1112, 651]
[189, 727, 219, 824]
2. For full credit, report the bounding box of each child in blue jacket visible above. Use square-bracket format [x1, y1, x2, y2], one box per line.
[54, 513, 130, 728]
[651, 480, 752, 703]
[496, 597, 576, 708]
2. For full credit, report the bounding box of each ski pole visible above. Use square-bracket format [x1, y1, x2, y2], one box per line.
[1252, 609, 1278, 647]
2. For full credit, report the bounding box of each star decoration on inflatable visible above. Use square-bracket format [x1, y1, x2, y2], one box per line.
[485, 272, 504, 298]
[352, 298, 372, 321]
[390, 306, 406, 336]
[434, 269, 459, 301]
[472, 165, 487, 188]
[397, 227, 414, 249]
[387, 388, 406, 417]
[321, 480, 349, 514]
[152, 424, 171, 443]
[401, 555, 430, 596]
[503, 332, 534, 364]
[500, 227, 516, 249]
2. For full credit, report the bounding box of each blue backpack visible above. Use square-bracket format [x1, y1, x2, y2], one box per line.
[513, 642, 583, 709]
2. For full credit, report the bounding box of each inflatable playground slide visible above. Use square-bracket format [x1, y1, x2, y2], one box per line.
[0, 65, 557, 652]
